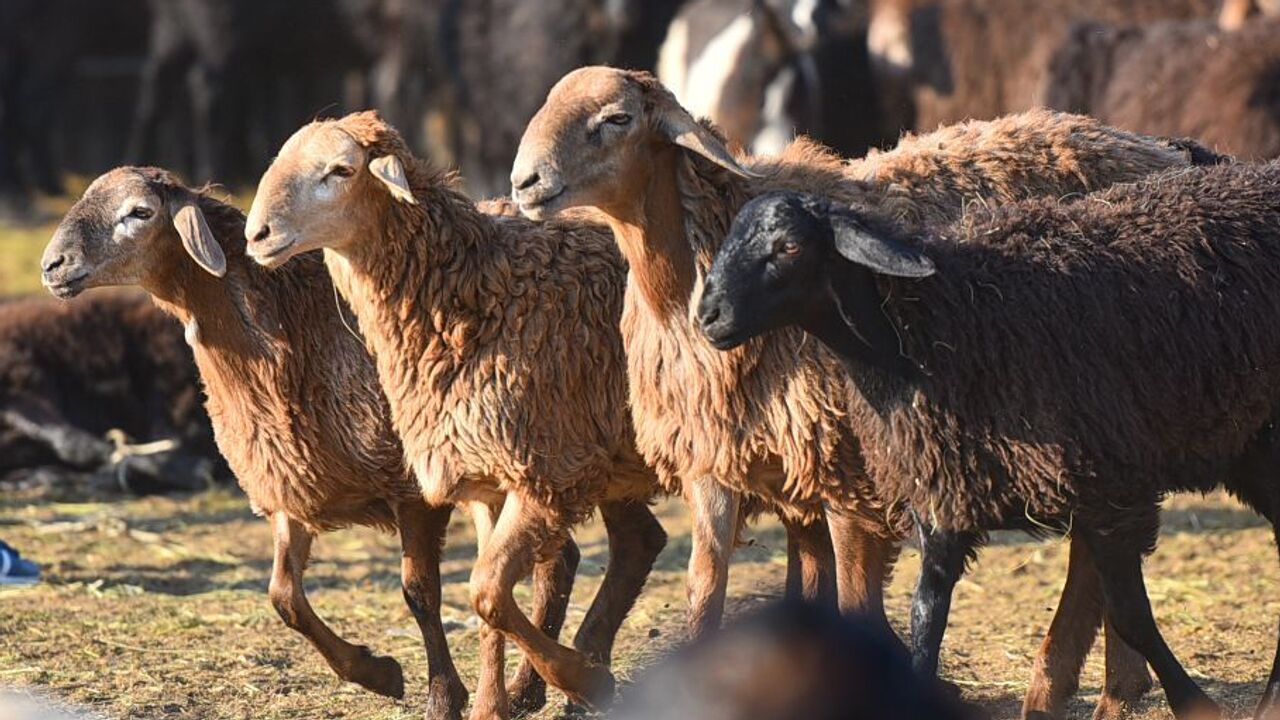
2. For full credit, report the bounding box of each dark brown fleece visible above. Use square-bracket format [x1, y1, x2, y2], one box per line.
[1045, 17, 1280, 161]
[853, 161, 1280, 531]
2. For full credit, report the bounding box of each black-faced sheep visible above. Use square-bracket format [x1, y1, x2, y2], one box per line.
[40, 166, 586, 720]
[697, 164, 1280, 719]
[243, 112, 667, 715]
[511, 66, 1223, 719]
[0, 291, 220, 493]
[1044, 16, 1280, 161]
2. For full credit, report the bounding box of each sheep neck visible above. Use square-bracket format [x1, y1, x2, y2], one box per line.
[147, 246, 273, 362]
[606, 144, 698, 317]
[803, 265, 920, 415]
[328, 185, 488, 378]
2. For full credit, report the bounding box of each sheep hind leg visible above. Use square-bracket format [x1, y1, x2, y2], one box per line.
[267, 513, 405, 698]
[826, 505, 902, 642]
[470, 493, 615, 712]
[1077, 521, 1220, 720]
[573, 499, 668, 666]
[684, 476, 741, 641]
[395, 500, 468, 720]
[1252, 518, 1280, 720]
[507, 539, 580, 716]
[781, 512, 837, 609]
[1021, 533, 1152, 720]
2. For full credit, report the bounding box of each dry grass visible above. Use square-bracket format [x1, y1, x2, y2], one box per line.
[0, 487, 1275, 719]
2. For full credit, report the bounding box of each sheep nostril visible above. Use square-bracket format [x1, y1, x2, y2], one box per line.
[250, 224, 271, 244]
[42, 254, 67, 273]
[513, 172, 541, 192]
[700, 305, 721, 327]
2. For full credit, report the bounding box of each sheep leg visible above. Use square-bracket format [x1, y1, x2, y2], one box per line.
[1096, 615, 1155, 720]
[907, 518, 977, 680]
[2, 403, 113, 469]
[826, 506, 902, 641]
[1078, 522, 1220, 719]
[573, 499, 668, 665]
[1253, 520, 1280, 720]
[1022, 533, 1152, 720]
[468, 501, 509, 720]
[507, 539, 580, 716]
[781, 513, 837, 608]
[267, 513, 405, 699]
[684, 475, 741, 640]
[395, 500, 468, 720]
[470, 492, 615, 712]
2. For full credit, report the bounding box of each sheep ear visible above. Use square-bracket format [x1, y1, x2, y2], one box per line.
[656, 95, 762, 179]
[830, 214, 935, 278]
[369, 155, 417, 205]
[172, 201, 226, 277]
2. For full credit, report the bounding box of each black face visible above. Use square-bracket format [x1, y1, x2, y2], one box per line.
[697, 192, 830, 350]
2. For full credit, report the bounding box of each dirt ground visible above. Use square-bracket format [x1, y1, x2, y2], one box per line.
[0, 485, 1275, 720]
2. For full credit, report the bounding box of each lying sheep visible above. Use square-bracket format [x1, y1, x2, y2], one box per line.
[1044, 16, 1280, 161]
[243, 112, 667, 714]
[511, 66, 1222, 718]
[39, 167, 585, 720]
[0, 291, 220, 493]
[697, 163, 1280, 719]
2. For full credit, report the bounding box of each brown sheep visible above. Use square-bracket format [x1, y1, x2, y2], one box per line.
[510, 66, 1220, 719]
[1044, 16, 1280, 161]
[0, 290, 220, 492]
[865, 0, 1221, 132]
[39, 167, 582, 720]
[697, 160, 1280, 719]
[242, 112, 667, 715]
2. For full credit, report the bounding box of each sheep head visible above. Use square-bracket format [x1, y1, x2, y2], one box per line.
[245, 111, 418, 268]
[42, 167, 226, 299]
[511, 66, 758, 223]
[698, 191, 932, 351]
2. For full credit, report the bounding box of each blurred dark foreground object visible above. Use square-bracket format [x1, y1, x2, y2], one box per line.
[0, 291, 227, 495]
[613, 600, 966, 720]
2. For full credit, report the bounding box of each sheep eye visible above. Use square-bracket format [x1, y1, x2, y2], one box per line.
[326, 164, 356, 179]
[776, 240, 801, 256]
[604, 113, 632, 126]
[128, 206, 154, 220]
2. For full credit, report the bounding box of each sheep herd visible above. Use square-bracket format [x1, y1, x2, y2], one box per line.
[27, 19, 1280, 720]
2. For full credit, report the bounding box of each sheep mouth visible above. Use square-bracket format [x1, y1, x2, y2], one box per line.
[701, 323, 750, 351]
[247, 236, 297, 268]
[42, 272, 89, 299]
[516, 185, 566, 219]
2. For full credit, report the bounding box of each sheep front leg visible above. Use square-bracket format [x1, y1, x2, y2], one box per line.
[684, 476, 741, 640]
[906, 516, 977, 680]
[468, 501, 509, 720]
[508, 538, 581, 715]
[1078, 519, 1220, 720]
[267, 513, 405, 698]
[395, 500, 468, 720]
[781, 513, 837, 608]
[826, 505, 902, 639]
[470, 492, 615, 713]
[573, 499, 668, 665]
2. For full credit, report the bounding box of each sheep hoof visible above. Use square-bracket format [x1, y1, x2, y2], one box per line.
[348, 648, 405, 699]
[567, 664, 615, 712]
[506, 668, 547, 715]
[1091, 678, 1153, 720]
[424, 675, 468, 720]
